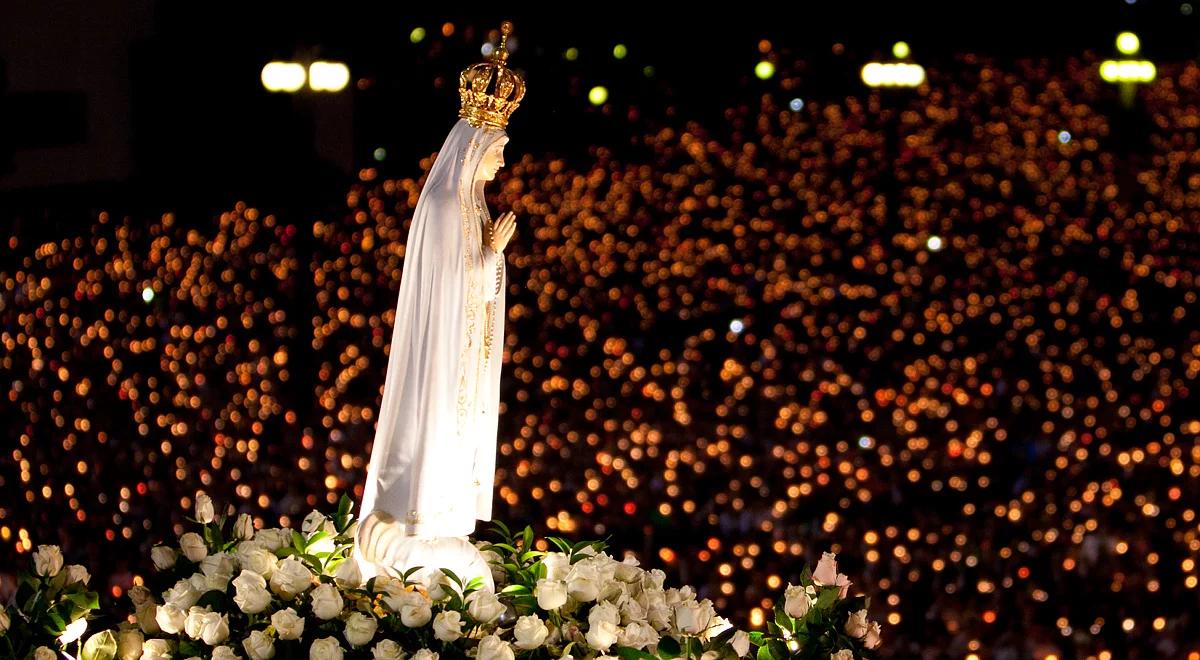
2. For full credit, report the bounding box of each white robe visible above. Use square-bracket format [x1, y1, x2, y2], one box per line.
[357, 119, 507, 539]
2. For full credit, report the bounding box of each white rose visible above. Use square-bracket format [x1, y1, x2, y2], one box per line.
[155, 603, 187, 635]
[233, 570, 273, 614]
[255, 529, 291, 553]
[477, 634, 515, 660]
[371, 639, 405, 660]
[270, 557, 314, 599]
[34, 647, 56, 660]
[620, 596, 647, 625]
[644, 569, 666, 591]
[141, 639, 174, 660]
[213, 646, 242, 660]
[812, 552, 838, 586]
[380, 587, 413, 613]
[309, 637, 344, 660]
[617, 621, 659, 650]
[185, 606, 212, 639]
[419, 570, 450, 601]
[310, 582, 344, 620]
[535, 579, 568, 611]
[398, 593, 432, 628]
[674, 600, 714, 636]
[432, 610, 464, 643]
[63, 564, 91, 586]
[333, 557, 362, 589]
[116, 624, 144, 660]
[645, 595, 671, 631]
[201, 553, 237, 591]
[565, 564, 599, 603]
[410, 650, 438, 660]
[732, 630, 751, 658]
[301, 511, 327, 535]
[614, 557, 642, 583]
[199, 612, 231, 645]
[584, 621, 619, 652]
[188, 573, 209, 595]
[237, 543, 278, 579]
[372, 575, 404, 596]
[151, 546, 178, 571]
[783, 584, 812, 619]
[164, 578, 202, 609]
[343, 612, 378, 647]
[865, 621, 882, 649]
[195, 493, 215, 524]
[134, 602, 160, 635]
[591, 601, 621, 629]
[235, 514, 256, 540]
[33, 545, 64, 577]
[830, 651, 854, 660]
[541, 553, 571, 581]
[513, 615, 549, 650]
[0, 608, 10, 634]
[466, 590, 506, 624]
[271, 607, 305, 640]
[180, 532, 208, 563]
[844, 609, 869, 639]
[243, 630, 275, 660]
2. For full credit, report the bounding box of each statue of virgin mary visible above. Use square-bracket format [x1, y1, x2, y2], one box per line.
[353, 22, 524, 588]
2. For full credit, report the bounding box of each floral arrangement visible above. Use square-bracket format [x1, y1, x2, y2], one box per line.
[0, 543, 112, 660]
[1, 495, 883, 660]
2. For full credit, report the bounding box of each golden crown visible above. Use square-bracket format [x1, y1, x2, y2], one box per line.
[459, 21, 525, 130]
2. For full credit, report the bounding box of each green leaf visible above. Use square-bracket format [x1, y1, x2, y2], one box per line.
[195, 590, 227, 612]
[441, 568, 464, 588]
[45, 611, 66, 635]
[500, 585, 530, 595]
[815, 587, 839, 609]
[547, 537, 573, 554]
[774, 607, 792, 633]
[710, 626, 737, 647]
[616, 646, 659, 660]
[291, 531, 307, 553]
[81, 629, 118, 660]
[767, 640, 787, 660]
[520, 550, 546, 564]
[657, 636, 681, 659]
[307, 530, 331, 546]
[756, 644, 775, 660]
[521, 526, 534, 551]
[490, 520, 513, 541]
[748, 632, 765, 645]
[464, 577, 485, 593]
[799, 565, 812, 584]
[65, 590, 100, 613]
[483, 543, 519, 556]
[337, 494, 352, 519]
[403, 566, 425, 581]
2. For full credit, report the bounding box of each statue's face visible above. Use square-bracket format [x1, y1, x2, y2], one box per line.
[478, 138, 508, 182]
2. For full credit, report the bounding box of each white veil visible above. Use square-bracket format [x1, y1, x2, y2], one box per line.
[358, 118, 508, 539]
